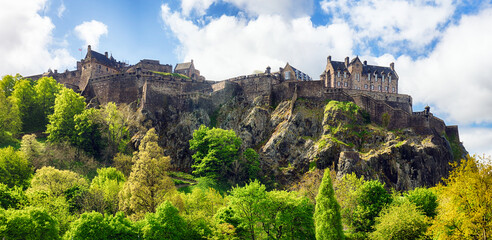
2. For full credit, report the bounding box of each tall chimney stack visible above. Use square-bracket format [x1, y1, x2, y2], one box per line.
[390, 62, 395, 71]
[345, 57, 349, 67]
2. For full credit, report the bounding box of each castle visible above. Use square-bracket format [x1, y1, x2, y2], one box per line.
[27, 46, 458, 139]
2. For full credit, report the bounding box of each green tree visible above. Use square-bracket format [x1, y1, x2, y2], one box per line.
[429, 156, 492, 240]
[352, 180, 392, 233]
[46, 87, 85, 143]
[142, 201, 188, 240]
[370, 201, 428, 240]
[335, 172, 365, 227]
[34, 76, 62, 130]
[63, 211, 138, 240]
[28, 166, 88, 197]
[119, 128, 176, 219]
[20, 134, 44, 169]
[0, 183, 27, 209]
[74, 108, 103, 158]
[0, 74, 22, 97]
[0, 90, 21, 143]
[90, 167, 126, 214]
[315, 168, 344, 240]
[10, 79, 40, 131]
[0, 207, 60, 240]
[404, 187, 438, 218]
[190, 125, 241, 181]
[0, 146, 32, 188]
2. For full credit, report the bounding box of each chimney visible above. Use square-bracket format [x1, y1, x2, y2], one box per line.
[266, 66, 271, 74]
[88, 45, 91, 52]
[390, 62, 395, 71]
[327, 55, 331, 62]
[54, 69, 58, 74]
[105, 52, 108, 58]
[363, 60, 367, 66]
[345, 57, 349, 67]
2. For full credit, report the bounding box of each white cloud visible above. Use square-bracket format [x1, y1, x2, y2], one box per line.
[57, 1, 66, 18]
[181, 0, 217, 16]
[225, 0, 314, 18]
[460, 127, 492, 157]
[394, 8, 492, 124]
[161, 4, 353, 80]
[0, 0, 76, 76]
[74, 20, 108, 50]
[321, 0, 455, 52]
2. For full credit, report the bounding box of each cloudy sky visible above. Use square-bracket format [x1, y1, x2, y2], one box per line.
[1, 0, 492, 156]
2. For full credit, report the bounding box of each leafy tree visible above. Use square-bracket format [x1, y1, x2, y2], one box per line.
[0, 74, 22, 97]
[46, 87, 85, 143]
[34, 77, 63, 130]
[28, 166, 88, 197]
[190, 125, 241, 181]
[10, 79, 40, 131]
[63, 211, 138, 240]
[335, 172, 365, 228]
[231, 148, 261, 184]
[404, 187, 438, 218]
[429, 156, 492, 240]
[90, 167, 126, 214]
[113, 153, 133, 177]
[20, 134, 44, 169]
[0, 207, 60, 240]
[119, 128, 176, 219]
[351, 180, 392, 233]
[0, 90, 21, 143]
[142, 201, 188, 240]
[315, 168, 344, 240]
[0, 183, 27, 209]
[370, 201, 428, 240]
[74, 108, 104, 158]
[0, 146, 31, 188]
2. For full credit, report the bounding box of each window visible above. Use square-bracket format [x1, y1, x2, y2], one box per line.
[337, 81, 341, 87]
[375, 76, 378, 82]
[392, 87, 395, 92]
[371, 85, 374, 90]
[382, 75, 385, 83]
[344, 82, 348, 87]
[378, 86, 382, 91]
[385, 86, 389, 91]
[337, 71, 340, 78]
[364, 84, 368, 89]
[285, 71, 290, 80]
[389, 76, 392, 83]
[344, 72, 347, 78]
[368, 73, 371, 81]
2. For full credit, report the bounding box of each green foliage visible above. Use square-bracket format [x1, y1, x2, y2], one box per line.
[351, 180, 392, 233]
[190, 125, 242, 181]
[0, 183, 27, 209]
[0, 146, 32, 188]
[228, 180, 315, 239]
[370, 201, 428, 240]
[11, 79, 40, 132]
[315, 168, 344, 240]
[74, 108, 104, 158]
[34, 77, 63, 129]
[381, 112, 390, 128]
[113, 153, 133, 177]
[0, 207, 60, 240]
[63, 211, 138, 240]
[0, 90, 21, 144]
[90, 167, 126, 214]
[46, 88, 86, 143]
[142, 201, 188, 240]
[242, 148, 260, 180]
[335, 172, 365, 229]
[404, 187, 438, 218]
[0, 74, 22, 97]
[119, 128, 176, 219]
[429, 156, 492, 239]
[28, 166, 88, 197]
[151, 71, 190, 79]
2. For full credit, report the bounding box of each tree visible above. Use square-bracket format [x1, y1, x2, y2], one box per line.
[429, 156, 492, 240]
[28, 166, 88, 197]
[404, 187, 438, 218]
[119, 128, 176, 219]
[351, 180, 392, 233]
[34, 77, 62, 130]
[0, 146, 32, 188]
[0, 74, 22, 97]
[142, 201, 188, 240]
[0, 90, 21, 143]
[20, 134, 44, 170]
[63, 211, 138, 240]
[10, 79, 40, 131]
[315, 168, 344, 240]
[90, 167, 126, 214]
[0, 207, 60, 240]
[335, 172, 365, 228]
[370, 201, 428, 240]
[74, 108, 104, 158]
[46, 87, 85, 143]
[190, 125, 241, 181]
[0, 183, 27, 209]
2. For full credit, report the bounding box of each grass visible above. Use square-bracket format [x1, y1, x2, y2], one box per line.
[151, 71, 190, 79]
[168, 171, 195, 181]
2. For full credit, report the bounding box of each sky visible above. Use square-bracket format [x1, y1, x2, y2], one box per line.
[1, 0, 492, 156]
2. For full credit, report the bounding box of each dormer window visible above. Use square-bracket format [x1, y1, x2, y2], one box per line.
[382, 75, 385, 83]
[368, 73, 371, 81]
[389, 75, 392, 83]
[344, 71, 347, 78]
[337, 71, 340, 78]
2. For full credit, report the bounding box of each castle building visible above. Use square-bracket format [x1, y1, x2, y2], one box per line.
[280, 63, 313, 81]
[175, 60, 205, 82]
[320, 56, 398, 93]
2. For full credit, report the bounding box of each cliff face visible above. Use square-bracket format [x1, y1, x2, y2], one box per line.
[145, 87, 466, 191]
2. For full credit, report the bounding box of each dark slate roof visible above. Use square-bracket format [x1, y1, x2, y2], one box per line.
[331, 61, 347, 71]
[289, 64, 312, 81]
[88, 50, 118, 67]
[175, 62, 192, 71]
[362, 65, 396, 77]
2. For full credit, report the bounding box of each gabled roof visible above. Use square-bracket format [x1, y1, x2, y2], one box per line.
[175, 62, 193, 71]
[330, 61, 347, 71]
[86, 50, 119, 68]
[362, 65, 396, 77]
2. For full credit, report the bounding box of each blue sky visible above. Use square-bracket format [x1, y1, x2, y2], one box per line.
[2, 0, 492, 156]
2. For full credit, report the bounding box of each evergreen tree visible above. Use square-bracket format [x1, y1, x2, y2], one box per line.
[315, 168, 344, 240]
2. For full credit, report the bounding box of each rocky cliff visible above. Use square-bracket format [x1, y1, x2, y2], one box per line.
[144, 86, 466, 191]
